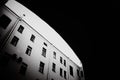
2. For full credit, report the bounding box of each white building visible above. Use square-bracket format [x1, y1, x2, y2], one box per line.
[0, 0, 85, 80]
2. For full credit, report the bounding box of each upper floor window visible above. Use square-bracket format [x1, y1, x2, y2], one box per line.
[53, 51, 56, 59]
[44, 42, 47, 46]
[18, 25, 24, 34]
[0, 14, 11, 29]
[39, 61, 45, 74]
[52, 63, 56, 72]
[60, 68, 63, 77]
[42, 47, 47, 57]
[70, 66, 74, 76]
[64, 60, 66, 67]
[30, 34, 35, 42]
[25, 45, 32, 56]
[19, 62, 27, 75]
[10, 36, 19, 46]
[60, 57, 62, 64]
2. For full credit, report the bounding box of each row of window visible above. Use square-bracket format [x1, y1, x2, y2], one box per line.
[12, 25, 67, 65]
[20, 61, 81, 80]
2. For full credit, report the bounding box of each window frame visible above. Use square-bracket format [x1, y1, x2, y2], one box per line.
[17, 25, 24, 34]
[53, 51, 56, 59]
[42, 47, 47, 57]
[60, 57, 62, 64]
[39, 61, 45, 74]
[60, 68, 63, 77]
[10, 36, 19, 46]
[64, 70, 67, 79]
[19, 62, 27, 75]
[64, 59, 66, 67]
[30, 34, 35, 42]
[25, 45, 32, 56]
[70, 66, 74, 76]
[52, 63, 56, 72]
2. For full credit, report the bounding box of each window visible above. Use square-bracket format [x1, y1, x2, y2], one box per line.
[44, 42, 47, 46]
[18, 25, 24, 33]
[70, 66, 73, 76]
[60, 57, 62, 64]
[42, 47, 46, 57]
[80, 71, 84, 78]
[52, 63, 56, 72]
[77, 69, 80, 77]
[30, 34, 35, 42]
[39, 61, 45, 74]
[64, 70, 67, 79]
[53, 51, 56, 59]
[10, 36, 19, 46]
[64, 60, 66, 67]
[25, 46, 32, 56]
[19, 62, 27, 75]
[0, 14, 11, 29]
[60, 68, 63, 77]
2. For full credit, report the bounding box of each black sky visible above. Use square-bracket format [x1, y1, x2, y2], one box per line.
[15, 0, 96, 80]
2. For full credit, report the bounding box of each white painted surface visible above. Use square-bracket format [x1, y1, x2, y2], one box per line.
[5, 0, 82, 67]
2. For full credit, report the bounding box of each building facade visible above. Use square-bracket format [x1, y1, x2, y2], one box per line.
[0, 0, 85, 80]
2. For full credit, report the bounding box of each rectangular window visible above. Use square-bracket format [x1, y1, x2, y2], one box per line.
[0, 14, 11, 29]
[70, 66, 73, 76]
[44, 42, 47, 46]
[60, 57, 62, 64]
[80, 71, 84, 78]
[19, 62, 27, 75]
[10, 36, 19, 46]
[39, 61, 45, 74]
[77, 69, 80, 77]
[52, 63, 56, 72]
[64, 70, 67, 79]
[42, 47, 46, 57]
[18, 25, 24, 33]
[60, 68, 63, 77]
[53, 51, 56, 59]
[30, 34, 35, 42]
[64, 60, 66, 67]
[25, 46, 32, 56]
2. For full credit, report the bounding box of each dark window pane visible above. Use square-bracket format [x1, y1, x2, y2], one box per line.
[80, 71, 84, 78]
[42, 47, 46, 57]
[77, 69, 80, 77]
[60, 57, 62, 64]
[39, 61, 45, 74]
[18, 25, 24, 33]
[25, 46, 32, 56]
[64, 70, 66, 79]
[30, 34, 35, 42]
[64, 60, 66, 67]
[10, 36, 19, 46]
[52, 63, 56, 72]
[19, 62, 27, 75]
[53, 51, 56, 59]
[0, 15, 11, 29]
[44, 42, 47, 46]
[60, 68, 63, 77]
[70, 66, 73, 76]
